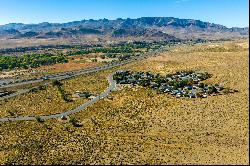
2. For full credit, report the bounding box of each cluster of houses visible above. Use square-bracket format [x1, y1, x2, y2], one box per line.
[113, 70, 225, 98]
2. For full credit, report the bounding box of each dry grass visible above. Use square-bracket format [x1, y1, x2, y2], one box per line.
[37, 61, 102, 74]
[0, 58, 102, 80]
[0, 40, 248, 165]
[0, 69, 111, 117]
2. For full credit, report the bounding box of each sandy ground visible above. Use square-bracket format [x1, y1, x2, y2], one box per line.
[0, 40, 248, 165]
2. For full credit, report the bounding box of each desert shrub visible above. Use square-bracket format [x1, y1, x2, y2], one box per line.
[35, 116, 44, 123]
[199, 72, 212, 80]
[153, 77, 165, 84]
[38, 85, 47, 90]
[170, 80, 189, 88]
[69, 116, 77, 125]
[198, 83, 205, 88]
[52, 80, 63, 87]
[106, 53, 117, 58]
[52, 80, 72, 102]
[211, 86, 218, 93]
[118, 54, 131, 61]
[208, 85, 218, 94]
[100, 55, 106, 59]
[44, 124, 52, 130]
[222, 87, 233, 94]
[30, 87, 40, 93]
[69, 116, 81, 127]
[57, 86, 72, 102]
[138, 79, 150, 87]
[196, 92, 203, 98]
[7, 109, 16, 116]
[91, 58, 97, 62]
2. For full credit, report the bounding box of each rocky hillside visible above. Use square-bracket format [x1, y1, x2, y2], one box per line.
[0, 17, 248, 40]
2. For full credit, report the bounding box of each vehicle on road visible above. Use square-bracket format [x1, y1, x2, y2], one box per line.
[61, 115, 67, 120]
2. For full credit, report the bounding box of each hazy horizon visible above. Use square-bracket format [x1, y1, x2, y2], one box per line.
[0, 0, 249, 28]
[0, 16, 249, 29]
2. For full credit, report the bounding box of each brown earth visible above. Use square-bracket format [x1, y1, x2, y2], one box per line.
[0, 40, 248, 165]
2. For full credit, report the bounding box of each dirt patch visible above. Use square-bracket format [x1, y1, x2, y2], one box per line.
[0, 40, 248, 165]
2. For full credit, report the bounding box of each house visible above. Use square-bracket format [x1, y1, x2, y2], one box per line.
[189, 92, 196, 98]
[214, 84, 223, 91]
[171, 90, 179, 95]
[127, 78, 137, 84]
[180, 76, 189, 80]
[203, 86, 209, 91]
[159, 85, 166, 92]
[176, 94, 181, 98]
[141, 73, 148, 79]
[73, 91, 92, 98]
[119, 80, 128, 84]
[193, 79, 199, 84]
[191, 89, 197, 94]
[159, 83, 172, 92]
[113, 70, 224, 99]
[150, 82, 158, 88]
[86, 95, 95, 99]
[164, 86, 173, 93]
[202, 94, 208, 98]
[192, 85, 198, 89]
[166, 77, 173, 82]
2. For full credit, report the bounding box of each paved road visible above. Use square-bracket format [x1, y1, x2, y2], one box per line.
[0, 46, 169, 122]
[0, 89, 30, 101]
[0, 58, 130, 100]
[0, 73, 117, 122]
[0, 47, 161, 100]
[0, 47, 165, 90]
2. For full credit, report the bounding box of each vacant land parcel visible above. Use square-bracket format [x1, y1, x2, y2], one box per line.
[0, 40, 248, 165]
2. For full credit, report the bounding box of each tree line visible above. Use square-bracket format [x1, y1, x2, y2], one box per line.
[0, 54, 68, 70]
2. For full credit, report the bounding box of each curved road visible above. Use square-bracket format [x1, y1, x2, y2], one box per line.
[0, 46, 169, 122]
[0, 58, 133, 101]
[0, 46, 166, 90]
[0, 74, 116, 122]
[0, 51, 146, 101]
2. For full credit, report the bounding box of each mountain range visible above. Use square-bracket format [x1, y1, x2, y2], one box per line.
[0, 17, 248, 41]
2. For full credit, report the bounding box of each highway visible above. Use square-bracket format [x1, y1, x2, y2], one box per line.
[0, 47, 165, 100]
[0, 46, 168, 122]
[0, 60, 129, 100]
[0, 46, 166, 90]
[0, 73, 116, 122]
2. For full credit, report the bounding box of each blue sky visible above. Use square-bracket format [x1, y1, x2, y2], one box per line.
[0, 0, 248, 27]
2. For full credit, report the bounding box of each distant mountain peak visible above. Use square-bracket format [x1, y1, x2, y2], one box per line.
[0, 17, 248, 40]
